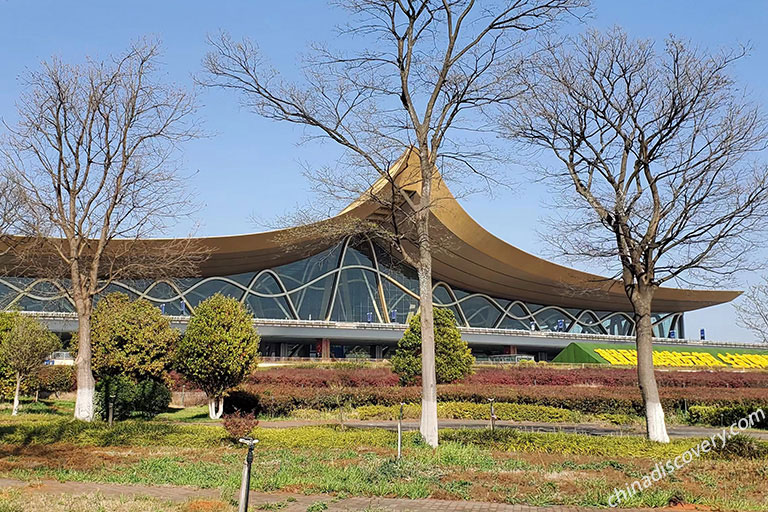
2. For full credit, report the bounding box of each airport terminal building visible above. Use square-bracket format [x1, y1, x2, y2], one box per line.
[0, 153, 741, 360]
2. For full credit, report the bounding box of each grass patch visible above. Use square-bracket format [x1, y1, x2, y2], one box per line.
[2, 418, 754, 462]
[0, 419, 228, 447]
[156, 406, 215, 423]
[0, 400, 74, 421]
[440, 428, 701, 459]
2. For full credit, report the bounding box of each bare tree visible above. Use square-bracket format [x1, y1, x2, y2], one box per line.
[0, 40, 205, 421]
[200, 0, 586, 447]
[501, 27, 768, 442]
[735, 276, 768, 344]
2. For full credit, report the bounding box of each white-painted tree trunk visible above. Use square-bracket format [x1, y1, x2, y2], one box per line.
[73, 309, 95, 422]
[11, 373, 21, 416]
[634, 294, 670, 443]
[208, 397, 225, 419]
[645, 400, 669, 443]
[418, 265, 438, 447]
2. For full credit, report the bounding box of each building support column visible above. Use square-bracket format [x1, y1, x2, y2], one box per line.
[375, 345, 384, 360]
[279, 343, 289, 358]
[320, 338, 331, 361]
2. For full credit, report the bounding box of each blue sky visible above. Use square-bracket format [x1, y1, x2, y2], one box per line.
[1, 1, 766, 341]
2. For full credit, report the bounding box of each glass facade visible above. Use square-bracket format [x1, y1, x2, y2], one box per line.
[0, 236, 684, 337]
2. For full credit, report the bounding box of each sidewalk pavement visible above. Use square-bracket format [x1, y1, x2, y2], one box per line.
[0, 478, 700, 512]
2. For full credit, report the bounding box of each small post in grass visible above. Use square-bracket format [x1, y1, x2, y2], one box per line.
[238, 436, 259, 512]
[488, 398, 496, 432]
[181, 384, 186, 408]
[397, 402, 404, 459]
[108, 394, 116, 427]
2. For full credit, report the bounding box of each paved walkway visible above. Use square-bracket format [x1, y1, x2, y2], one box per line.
[0, 478, 692, 511]
[253, 418, 768, 440]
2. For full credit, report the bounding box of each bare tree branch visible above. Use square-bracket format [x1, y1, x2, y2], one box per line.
[735, 276, 768, 344]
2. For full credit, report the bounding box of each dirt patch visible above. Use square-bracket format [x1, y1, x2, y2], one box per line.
[181, 500, 231, 512]
[663, 505, 713, 511]
[0, 444, 234, 473]
[0, 444, 137, 471]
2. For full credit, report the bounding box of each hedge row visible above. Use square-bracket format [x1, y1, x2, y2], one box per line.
[353, 401, 583, 423]
[239, 365, 768, 389]
[231, 383, 768, 417]
[247, 366, 398, 388]
[467, 367, 768, 389]
[687, 404, 768, 428]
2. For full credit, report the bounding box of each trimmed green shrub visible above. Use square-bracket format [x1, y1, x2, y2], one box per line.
[0, 312, 19, 400]
[176, 294, 260, 419]
[34, 365, 76, 397]
[89, 292, 179, 382]
[1, 315, 61, 414]
[391, 308, 474, 385]
[708, 434, 768, 460]
[688, 404, 768, 428]
[355, 401, 582, 422]
[95, 375, 171, 420]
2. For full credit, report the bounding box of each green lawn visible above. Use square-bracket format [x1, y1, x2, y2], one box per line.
[1, 413, 767, 510]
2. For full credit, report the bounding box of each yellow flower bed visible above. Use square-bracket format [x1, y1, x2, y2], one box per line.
[595, 348, 768, 369]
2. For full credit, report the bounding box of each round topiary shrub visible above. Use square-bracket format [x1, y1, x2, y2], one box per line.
[35, 365, 76, 397]
[390, 308, 475, 385]
[176, 294, 260, 419]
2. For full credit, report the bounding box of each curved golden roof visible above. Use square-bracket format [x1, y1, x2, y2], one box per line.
[177, 150, 739, 313]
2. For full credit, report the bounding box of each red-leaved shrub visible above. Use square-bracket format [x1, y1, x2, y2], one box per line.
[466, 367, 768, 389]
[246, 366, 399, 388]
[222, 410, 260, 439]
[230, 381, 768, 417]
[242, 365, 768, 390]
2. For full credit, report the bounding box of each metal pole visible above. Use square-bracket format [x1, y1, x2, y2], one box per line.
[489, 398, 496, 432]
[397, 403, 404, 459]
[238, 437, 259, 512]
[181, 384, 186, 408]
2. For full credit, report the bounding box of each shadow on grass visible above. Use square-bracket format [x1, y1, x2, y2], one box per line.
[0, 399, 73, 418]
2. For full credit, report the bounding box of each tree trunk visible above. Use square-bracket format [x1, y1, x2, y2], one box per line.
[74, 308, 96, 422]
[634, 292, 670, 443]
[208, 396, 224, 419]
[416, 154, 438, 448]
[11, 372, 21, 416]
[216, 397, 224, 419]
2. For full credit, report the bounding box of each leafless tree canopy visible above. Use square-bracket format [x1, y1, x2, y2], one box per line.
[735, 276, 768, 344]
[201, 0, 586, 250]
[502, 27, 768, 291]
[0, 172, 25, 255]
[1, 40, 205, 289]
